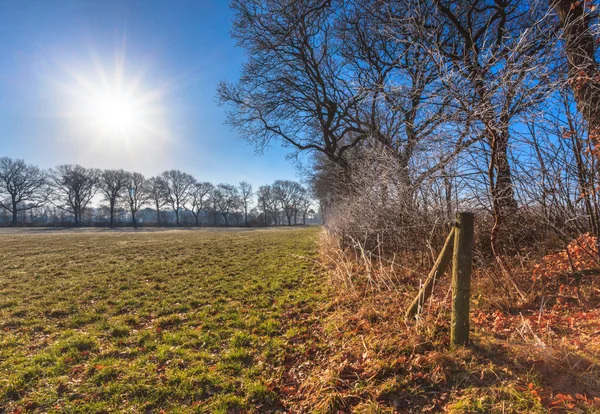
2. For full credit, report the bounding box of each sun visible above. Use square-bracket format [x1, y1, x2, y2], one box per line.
[60, 51, 170, 144]
[53, 46, 174, 170]
[86, 90, 142, 135]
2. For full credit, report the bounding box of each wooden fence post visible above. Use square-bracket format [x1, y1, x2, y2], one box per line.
[451, 212, 474, 346]
[405, 227, 455, 321]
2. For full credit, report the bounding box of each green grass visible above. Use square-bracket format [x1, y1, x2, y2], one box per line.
[0, 227, 323, 413]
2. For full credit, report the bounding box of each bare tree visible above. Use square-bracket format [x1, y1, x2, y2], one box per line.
[162, 170, 196, 226]
[147, 176, 168, 226]
[218, 0, 371, 170]
[185, 182, 213, 226]
[48, 165, 100, 226]
[126, 172, 149, 228]
[239, 181, 253, 225]
[272, 180, 303, 226]
[212, 183, 239, 226]
[257, 184, 274, 225]
[0, 157, 47, 226]
[298, 187, 312, 225]
[100, 169, 129, 228]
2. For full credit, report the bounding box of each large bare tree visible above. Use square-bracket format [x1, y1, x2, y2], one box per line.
[0, 157, 47, 226]
[217, 0, 369, 170]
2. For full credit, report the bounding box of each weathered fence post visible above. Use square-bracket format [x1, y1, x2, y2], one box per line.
[405, 227, 455, 321]
[451, 212, 474, 346]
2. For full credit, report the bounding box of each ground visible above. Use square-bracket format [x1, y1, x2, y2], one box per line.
[0, 227, 323, 413]
[1, 227, 600, 413]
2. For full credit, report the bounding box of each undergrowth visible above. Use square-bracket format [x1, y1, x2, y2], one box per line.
[275, 230, 600, 413]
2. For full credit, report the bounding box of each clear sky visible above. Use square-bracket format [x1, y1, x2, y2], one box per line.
[0, 0, 301, 188]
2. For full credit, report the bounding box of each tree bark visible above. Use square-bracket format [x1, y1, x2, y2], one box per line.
[11, 199, 17, 226]
[494, 130, 518, 212]
[553, 0, 600, 149]
[109, 200, 115, 228]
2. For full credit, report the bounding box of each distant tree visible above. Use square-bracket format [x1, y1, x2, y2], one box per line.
[185, 182, 214, 226]
[208, 189, 220, 226]
[257, 185, 272, 225]
[147, 176, 168, 226]
[0, 157, 47, 226]
[238, 181, 253, 226]
[272, 180, 303, 226]
[212, 183, 239, 226]
[162, 170, 196, 226]
[99, 169, 129, 228]
[48, 164, 100, 226]
[298, 187, 312, 225]
[126, 172, 150, 228]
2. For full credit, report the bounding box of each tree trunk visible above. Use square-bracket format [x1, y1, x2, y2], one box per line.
[553, 0, 600, 149]
[155, 202, 162, 226]
[11, 199, 18, 226]
[492, 129, 518, 214]
[132, 211, 137, 228]
[488, 127, 527, 301]
[554, 0, 600, 259]
[175, 209, 180, 226]
[110, 200, 115, 228]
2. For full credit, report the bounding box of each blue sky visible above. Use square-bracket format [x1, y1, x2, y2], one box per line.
[0, 0, 300, 187]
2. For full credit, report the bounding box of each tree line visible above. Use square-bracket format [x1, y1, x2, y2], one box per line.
[0, 157, 316, 227]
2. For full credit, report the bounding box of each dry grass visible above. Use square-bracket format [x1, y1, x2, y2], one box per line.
[277, 231, 600, 413]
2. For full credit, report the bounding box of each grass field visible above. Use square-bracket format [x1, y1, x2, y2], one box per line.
[0, 227, 323, 413]
[3, 227, 600, 413]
